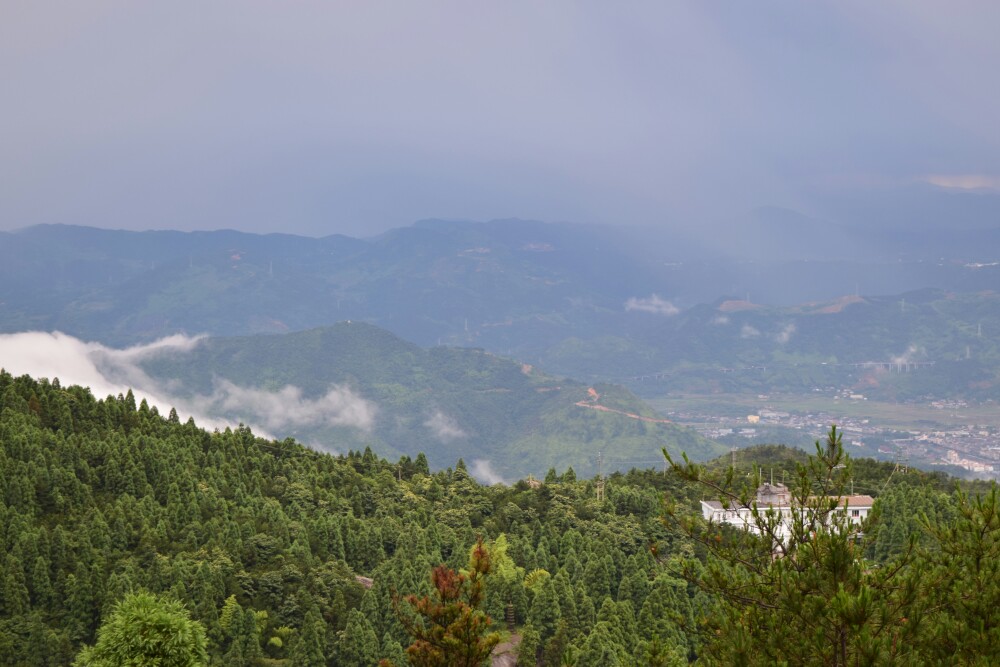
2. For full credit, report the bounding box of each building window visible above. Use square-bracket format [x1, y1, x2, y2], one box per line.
[851, 509, 860, 517]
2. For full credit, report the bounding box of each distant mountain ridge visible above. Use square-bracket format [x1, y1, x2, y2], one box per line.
[1, 218, 997, 361]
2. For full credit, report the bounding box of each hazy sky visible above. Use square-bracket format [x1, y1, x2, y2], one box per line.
[3, 2, 999, 237]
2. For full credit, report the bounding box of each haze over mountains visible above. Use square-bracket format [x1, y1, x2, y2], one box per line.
[5, 5, 1000, 663]
[2, 212, 998, 344]
[1, 215, 998, 476]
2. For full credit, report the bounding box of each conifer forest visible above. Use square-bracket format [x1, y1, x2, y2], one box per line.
[1, 371, 998, 665]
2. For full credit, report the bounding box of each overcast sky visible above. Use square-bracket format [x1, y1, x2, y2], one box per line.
[2, 1, 999, 237]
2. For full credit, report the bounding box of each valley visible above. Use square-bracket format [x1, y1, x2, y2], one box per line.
[7, 6, 1000, 663]
[1, 221, 998, 481]
[2, 220, 999, 666]
[649, 392, 1000, 478]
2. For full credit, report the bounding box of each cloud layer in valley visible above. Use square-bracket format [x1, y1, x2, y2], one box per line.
[625, 295, 679, 316]
[0, 331, 376, 442]
[424, 410, 467, 442]
[209, 380, 375, 433]
[774, 323, 797, 344]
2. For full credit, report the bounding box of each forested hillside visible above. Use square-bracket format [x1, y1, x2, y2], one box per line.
[546, 288, 1000, 400]
[134, 322, 724, 477]
[1, 372, 997, 665]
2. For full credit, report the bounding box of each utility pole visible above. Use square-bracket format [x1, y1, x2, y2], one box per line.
[595, 451, 605, 502]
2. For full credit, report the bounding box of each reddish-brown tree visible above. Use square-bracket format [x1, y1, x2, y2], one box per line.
[392, 538, 501, 667]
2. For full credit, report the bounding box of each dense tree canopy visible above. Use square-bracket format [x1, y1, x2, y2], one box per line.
[665, 427, 1000, 666]
[0, 370, 997, 665]
[74, 591, 208, 667]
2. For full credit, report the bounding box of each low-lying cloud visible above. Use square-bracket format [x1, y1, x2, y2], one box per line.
[0, 331, 201, 412]
[0, 331, 376, 440]
[470, 459, 506, 485]
[740, 324, 761, 339]
[625, 294, 679, 316]
[923, 174, 1000, 192]
[773, 323, 797, 344]
[424, 410, 467, 442]
[891, 344, 924, 365]
[210, 380, 375, 433]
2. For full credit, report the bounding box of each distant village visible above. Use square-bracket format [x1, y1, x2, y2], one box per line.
[666, 390, 999, 479]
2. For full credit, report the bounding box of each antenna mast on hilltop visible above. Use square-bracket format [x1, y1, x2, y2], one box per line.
[595, 451, 605, 502]
[883, 448, 910, 491]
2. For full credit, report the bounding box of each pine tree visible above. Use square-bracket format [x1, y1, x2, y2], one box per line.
[4, 556, 29, 616]
[381, 630, 408, 666]
[414, 453, 430, 476]
[576, 621, 627, 666]
[224, 606, 263, 666]
[30, 555, 53, 608]
[398, 537, 500, 667]
[663, 426, 923, 665]
[339, 608, 380, 667]
[289, 603, 326, 667]
[527, 574, 561, 643]
[910, 486, 1000, 663]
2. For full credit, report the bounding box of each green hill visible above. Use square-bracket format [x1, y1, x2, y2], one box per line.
[136, 322, 725, 478]
[546, 289, 1000, 400]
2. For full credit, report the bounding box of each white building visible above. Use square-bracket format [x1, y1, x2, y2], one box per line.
[700, 482, 874, 544]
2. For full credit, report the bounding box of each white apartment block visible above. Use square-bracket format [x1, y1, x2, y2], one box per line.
[701, 482, 874, 544]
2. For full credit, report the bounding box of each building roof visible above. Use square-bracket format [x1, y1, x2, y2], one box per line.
[701, 491, 875, 512]
[834, 495, 875, 508]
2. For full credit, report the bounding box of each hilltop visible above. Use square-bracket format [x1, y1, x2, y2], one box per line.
[134, 322, 724, 478]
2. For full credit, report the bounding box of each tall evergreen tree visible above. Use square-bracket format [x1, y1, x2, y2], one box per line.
[398, 538, 500, 667]
[289, 603, 327, 667]
[339, 608, 380, 667]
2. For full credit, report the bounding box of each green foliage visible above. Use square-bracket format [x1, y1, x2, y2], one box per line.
[396, 538, 501, 667]
[664, 425, 1000, 665]
[74, 591, 208, 667]
[223, 605, 262, 666]
[287, 603, 326, 666]
[136, 322, 724, 477]
[5, 372, 998, 665]
[909, 486, 1000, 663]
[338, 608, 379, 667]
